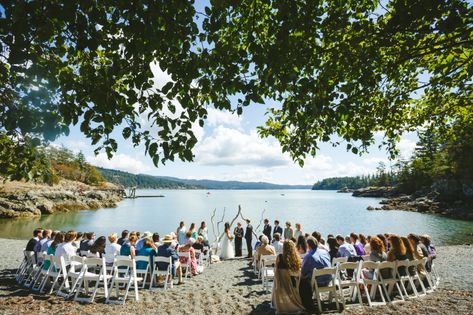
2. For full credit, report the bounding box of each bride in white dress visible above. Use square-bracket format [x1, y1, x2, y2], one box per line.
[220, 222, 235, 260]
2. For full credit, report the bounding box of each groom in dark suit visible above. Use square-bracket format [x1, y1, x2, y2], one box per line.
[244, 219, 253, 258]
[262, 218, 272, 243]
[273, 220, 283, 239]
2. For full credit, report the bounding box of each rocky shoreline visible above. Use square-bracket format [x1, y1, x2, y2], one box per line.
[354, 186, 473, 220]
[0, 179, 124, 219]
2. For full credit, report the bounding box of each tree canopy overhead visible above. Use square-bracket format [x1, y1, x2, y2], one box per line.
[0, 0, 472, 180]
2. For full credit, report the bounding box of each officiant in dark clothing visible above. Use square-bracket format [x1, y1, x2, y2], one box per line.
[244, 219, 253, 258]
[234, 222, 244, 257]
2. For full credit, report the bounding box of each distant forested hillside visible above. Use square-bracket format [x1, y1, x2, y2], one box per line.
[312, 171, 396, 190]
[98, 168, 200, 189]
[160, 177, 312, 190]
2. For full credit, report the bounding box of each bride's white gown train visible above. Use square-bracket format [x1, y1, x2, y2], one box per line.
[220, 233, 235, 260]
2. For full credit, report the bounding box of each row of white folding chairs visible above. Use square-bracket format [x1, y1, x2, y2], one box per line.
[312, 258, 439, 313]
[17, 251, 175, 304]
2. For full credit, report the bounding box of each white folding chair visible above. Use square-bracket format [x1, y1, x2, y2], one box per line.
[17, 251, 36, 284]
[377, 261, 405, 303]
[57, 255, 85, 298]
[31, 254, 51, 292]
[331, 256, 348, 267]
[408, 259, 427, 297]
[149, 256, 174, 290]
[178, 252, 192, 278]
[135, 255, 151, 288]
[430, 260, 440, 289]
[24, 252, 44, 288]
[74, 257, 111, 303]
[80, 250, 90, 257]
[16, 249, 28, 282]
[261, 255, 277, 293]
[362, 255, 371, 261]
[106, 257, 141, 304]
[41, 255, 68, 294]
[336, 261, 364, 307]
[201, 247, 211, 267]
[396, 259, 417, 299]
[361, 261, 386, 307]
[312, 267, 340, 313]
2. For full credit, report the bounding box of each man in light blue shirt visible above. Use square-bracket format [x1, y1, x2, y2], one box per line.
[336, 234, 357, 257]
[300, 236, 331, 313]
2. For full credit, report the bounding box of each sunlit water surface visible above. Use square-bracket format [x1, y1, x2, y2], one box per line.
[1, 190, 472, 245]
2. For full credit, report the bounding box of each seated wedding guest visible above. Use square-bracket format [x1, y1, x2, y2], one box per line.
[80, 232, 95, 252]
[401, 236, 424, 275]
[34, 229, 51, 254]
[198, 221, 209, 246]
[56, 230, 77, 265]
[312, 231, 329, 251]
[300, 237, 331, 314]
[43, 232, 64, 271]
[157, 234, 184, 285]
[272, 240, 305, 314]
[408, 233, 430, 271]
[178, 238, 198, 276]
[326, 237, 339, 261]
[345, 235, 351, 244]
[192, 235, 205, 253]
[26, 228, 43, 252]
[41, 230, 58, 253]
[284, 222, 294, 240]
[336, 235, 357, 258]
[135, 231, 152, 251]
[387, 234, 408, 276]
[137, 238, 157, 271]
[296, 235, 307, 255]
[90, 236, 107, 258]
[421, 234, 437, 260]
[363, 235, 372, 255]
[105, 233, 121, 265]
[350, 232, 365, 256]
[72, 232, 83, 250]
[120, 235, 137, 258]
[294, 223, 303, 240]
[272, 233, 284, 254]
[377, 234, 388, 252]
[152, 232, 160, 247]
[117, 230, 129, 246]
[256, 235, 276, 270]
[362, 236, 388, 279]
[254, 235, 263, 250]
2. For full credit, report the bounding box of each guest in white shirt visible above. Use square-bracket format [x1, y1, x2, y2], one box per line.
[272, 233, 284, 254]
[105, 233, 121, 265]
[56, 230, 78, 265]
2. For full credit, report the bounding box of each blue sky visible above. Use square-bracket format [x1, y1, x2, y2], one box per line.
[53, 64, 418, 185]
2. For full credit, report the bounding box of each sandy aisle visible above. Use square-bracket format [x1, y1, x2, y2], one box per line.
[0, 238, 472, 314]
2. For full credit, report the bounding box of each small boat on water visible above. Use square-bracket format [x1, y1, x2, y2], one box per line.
[280, 193, 285, 196]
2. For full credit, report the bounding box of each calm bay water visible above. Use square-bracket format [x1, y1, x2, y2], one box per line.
[0, 190, 472, 245]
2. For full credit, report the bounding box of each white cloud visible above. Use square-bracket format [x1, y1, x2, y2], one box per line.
[398, 138, 416, 159]
[87, 153, 152, 174]
[195, 126, 290, 167]
[206, 108, 242, 128]
[55, 140, 89, 154]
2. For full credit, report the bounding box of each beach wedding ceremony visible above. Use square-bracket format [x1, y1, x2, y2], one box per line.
[0, 0, 472, 314]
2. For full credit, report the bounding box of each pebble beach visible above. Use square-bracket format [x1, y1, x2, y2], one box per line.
[0, 238, 472, 314]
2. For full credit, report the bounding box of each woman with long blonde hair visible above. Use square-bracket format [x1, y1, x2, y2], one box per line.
[272, 240, 305, 313]
[387, 234, 408, 276]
